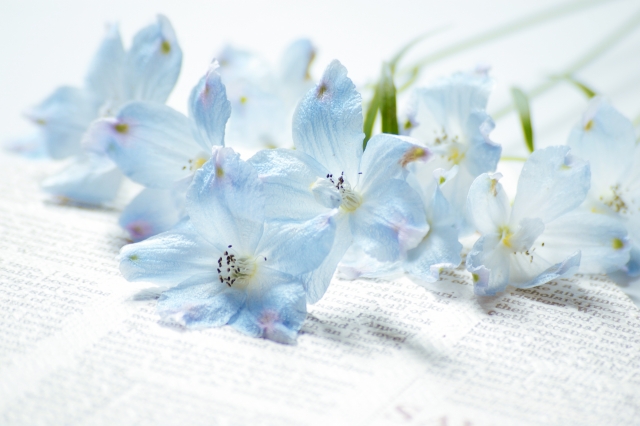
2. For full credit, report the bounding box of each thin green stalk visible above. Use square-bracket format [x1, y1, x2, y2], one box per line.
[399, 0, 609, 85]
[493, 9, 640, 119]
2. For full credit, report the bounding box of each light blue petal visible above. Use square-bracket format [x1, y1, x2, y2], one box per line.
[541, 211, 630, 274]
[256, 211, 336, 277]
[230, 277, 306, 344]
[25, 86, 99, 159]
[514, 251, 581, 289]
[358, 134, 431, 190]
[119, 219, 216, 284]
[626, 247, 640, 277]
[303, 214, 352, 304]
[41, 153, 123, 205]
[466, 234, 510, 296]
[351, 179, 428, 262]
[406, 186, 461, 281]
[507, 218, 545, 252]
[466, 172, 510, 235]
[187, 147, 265, 254]
[292, 60, 364, 183]
[248, 148, 329, 220]
[463, 111, 500, 177]
[278, 38, 316, 108]
[189, 61, 231, 151]
[567, 98, 636, 187]
[157, 273, 245, 328]
[89, 101, 202, 189]
[4, 132, 48, 158]
[122, 14, 182, 103]
[510, 146, 590, 226]
[338, 243, 404, 280]
[119, 187, 186, 242]
[84, 23, 125, 103]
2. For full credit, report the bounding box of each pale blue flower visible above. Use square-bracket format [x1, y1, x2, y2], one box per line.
[249, 60, 430, 303]
[119, 147, 336, 343]
[39, 15, 183, 205]
[402, 70, 501, 235]
[218, 39, 316, 149]
[87, 62, 230, 240]
[466, 146, 630, 296]
[567, 98, 640, 276]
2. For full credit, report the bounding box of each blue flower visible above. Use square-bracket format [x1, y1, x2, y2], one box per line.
[249, 60, 430, 303]
[567, 98, 640, 276]
[465, 146, 629, 296]
[402, 70, 501, 235]
[217, 39, 316, 149]
[119, 147, 336, 343]
[87, 62, 230, 240]
[39, 15, 183, 205]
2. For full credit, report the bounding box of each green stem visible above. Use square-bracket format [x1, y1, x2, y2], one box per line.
[399, 0, 609, 83]
[493, 9, 640, 119]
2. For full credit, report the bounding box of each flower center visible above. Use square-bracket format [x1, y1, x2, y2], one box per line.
[600, 184, 629, 214]
[217, 248, 257, 288]
[182, 155, 209, 172]
[326, 172, 362, 212]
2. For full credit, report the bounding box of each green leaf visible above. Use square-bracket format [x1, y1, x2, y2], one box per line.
[510, 87, 534, 153]
[379, 63, 399, 136]
[557, 74, 597, 98]
[363, 87, 380, 149]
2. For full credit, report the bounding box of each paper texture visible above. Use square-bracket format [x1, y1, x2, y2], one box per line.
[1, 153, 639, 426]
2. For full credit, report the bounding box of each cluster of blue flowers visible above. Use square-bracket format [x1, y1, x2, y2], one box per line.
[16, 16, 640, 343]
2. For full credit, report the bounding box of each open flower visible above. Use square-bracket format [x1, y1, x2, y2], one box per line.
[567, 98, 640, 276]
[466, 146, 630, 296]
[119, 147, 336, 343]
[87, 62, 230, 240]
[39, 15, 183, 205]
[402, 70, 501, 234]
[249, 60, 430, 303]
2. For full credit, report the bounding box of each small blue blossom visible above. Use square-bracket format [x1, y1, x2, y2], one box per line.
[567, 98, 640, 277]
[465, 146, 630, 296]
[119, 147, 336, 343]
[87, 62, 230, 241]
[249, 60, 430, 303]
[38, 15, 183, 205]
[402, 69, 501, 235]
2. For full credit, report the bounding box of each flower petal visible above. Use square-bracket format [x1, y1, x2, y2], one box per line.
[466, 172, 510, 235]
[189, 61, 232, 151]
[292, 60, 364, 182]
[466, 234, 510, 296]
[89, 101, 201, 188]
[157, 274, 245, 328]
[25, 86, 99, 159]
[248, 148, 329, 220]
[84, 23, 125, 103]
[122, 14, 182, 103]
[351, 179, 428, 262]
[510, 146, 590, 225]
[256, 211, 336, 277]
[187, 147, 265, 253]
[41, 153, 123, 205]
[230, 275, 307, 344]
[119, 187, 186, 242]
[119, 220, 216, 285]
[278, 38, 316, 107]
[510, 251, 581, 289]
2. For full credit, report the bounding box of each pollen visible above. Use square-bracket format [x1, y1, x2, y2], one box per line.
[129, 254, 139, 261]
[35, 118, 47, 126]
[400, 146, 428, 167]
[217, 251, 257, 288]
[612, 238, 625, 250]
[161, 40, 171, 54]
[194, 157, 207, 170]
[584, 119, 594, 131]
[439, 176, 446, 185]
[472, 273, 480, 282]
[317, 82, 328, 98]
[114, 123, 129, 134]
[239, 96, 248, 104]
[216, 166, 225, 178]
[499, 225, 513, 248]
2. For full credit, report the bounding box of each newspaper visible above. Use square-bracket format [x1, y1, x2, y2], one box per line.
[1, 153, 639, 426]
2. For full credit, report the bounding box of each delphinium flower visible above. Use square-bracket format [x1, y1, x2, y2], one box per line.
[249, 60, 430, 303]
[37, 15, 182, 205]
[401, 69, 501, 235]
[339, 167, 462, 283]
[466, 146, 630, 296]
[87, 62, 230, 241]
[567, 99, 640, 278]
[119, 147, 336, 343]
[217, 39, 316, 149]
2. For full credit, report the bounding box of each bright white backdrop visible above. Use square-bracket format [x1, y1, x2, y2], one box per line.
[1, 0, 639, 158]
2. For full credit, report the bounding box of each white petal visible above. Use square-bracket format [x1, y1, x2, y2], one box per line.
[466, 172, 509, 235]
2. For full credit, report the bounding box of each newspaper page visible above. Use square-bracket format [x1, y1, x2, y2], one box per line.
[1, 153, 639, 426]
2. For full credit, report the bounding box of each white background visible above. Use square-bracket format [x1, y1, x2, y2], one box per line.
[1, 0, 639, 159]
